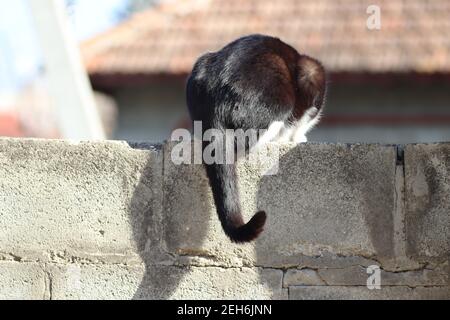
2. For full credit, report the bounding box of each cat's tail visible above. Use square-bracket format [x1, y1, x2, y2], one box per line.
[204, 162, 266, 243]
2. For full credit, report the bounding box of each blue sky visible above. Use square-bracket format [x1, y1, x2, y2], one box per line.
[0, 0, 127, 92]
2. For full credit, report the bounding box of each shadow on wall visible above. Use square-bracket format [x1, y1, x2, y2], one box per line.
[127, 142, 399, 299]
[253, 143, 400, 297]
[255, 143, 397, 268]
[128, 141, 213, 299]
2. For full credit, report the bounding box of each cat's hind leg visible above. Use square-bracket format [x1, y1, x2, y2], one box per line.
[252, 121, 285, 150]
[290, 106, 322, 143]
[292, 130, 308, 143]
[276, 125, 295, 142]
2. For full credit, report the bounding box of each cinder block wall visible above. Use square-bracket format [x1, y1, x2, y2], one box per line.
[0, 138, 448, 300]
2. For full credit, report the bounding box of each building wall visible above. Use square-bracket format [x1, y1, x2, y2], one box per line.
[112, 82, 189, 143]
[309, 82, 450, 143]
[112, 81, 450, 144]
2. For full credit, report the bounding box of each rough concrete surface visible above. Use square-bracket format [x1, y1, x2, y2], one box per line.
[49, 264, 285, 300]
[404, 143, 450, 262]
[164, 142, 398, 268]
[0, 262, 46, 300]
[0, 138, 448, 299]
[289, 286, 450, 300]
[283, 269, 326, 287]
[317, 265, 449, 287]
[0, 138, 163, 264]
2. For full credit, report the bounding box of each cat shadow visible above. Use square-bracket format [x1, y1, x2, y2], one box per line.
[254, 143, 395, 296]
[127, 141, 212, 299]
[127, 142, 394, 299]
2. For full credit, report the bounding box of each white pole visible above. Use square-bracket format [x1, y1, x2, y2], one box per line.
[28, 0, 105, 140]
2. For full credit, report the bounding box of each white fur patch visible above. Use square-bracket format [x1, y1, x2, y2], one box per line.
[253, 121, 285, 150]
[252, 107, 321, 148]
[291, 107, 322, 142]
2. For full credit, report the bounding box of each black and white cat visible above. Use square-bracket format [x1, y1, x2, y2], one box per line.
[186, 34, 326, 243]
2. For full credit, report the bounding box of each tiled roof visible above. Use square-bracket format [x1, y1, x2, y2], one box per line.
[81, 0, 450, 77]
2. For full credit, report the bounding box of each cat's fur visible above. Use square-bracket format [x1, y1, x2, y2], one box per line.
[186, 34, 326, 243]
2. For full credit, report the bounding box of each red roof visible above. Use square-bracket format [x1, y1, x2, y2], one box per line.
[81, 0, 450, 81]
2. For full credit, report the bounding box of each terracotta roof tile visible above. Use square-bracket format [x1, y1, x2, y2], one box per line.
[81, 0, 450, 76]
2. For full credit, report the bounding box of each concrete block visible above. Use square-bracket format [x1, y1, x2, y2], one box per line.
[317, 265, 448, 287]
[289, 286, 450, 300]
[49, 263, 144, 300]
[163, 142, 397, 267]
[283, 269, 325, 287]
[138, 266, 286, 300]
[0, 138, 163, 264]
[404, 143, 450, 261]
[50, 264, 286, 300]
[0, 262, 46, 300]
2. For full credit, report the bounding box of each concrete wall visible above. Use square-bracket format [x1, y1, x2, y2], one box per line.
[0, 138, 448, 300]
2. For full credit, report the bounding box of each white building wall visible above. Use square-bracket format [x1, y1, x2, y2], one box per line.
[112, 82, 450, 144]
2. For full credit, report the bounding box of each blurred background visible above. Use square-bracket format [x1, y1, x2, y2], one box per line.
[0, 0, 449, 143]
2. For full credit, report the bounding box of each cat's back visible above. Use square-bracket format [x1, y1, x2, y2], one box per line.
[191, 35, 298, 82]
[187, 34, 305, 123]
[215, 34, 298, 80]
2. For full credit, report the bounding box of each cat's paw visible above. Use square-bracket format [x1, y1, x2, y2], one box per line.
[292, 133, 308, 143]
